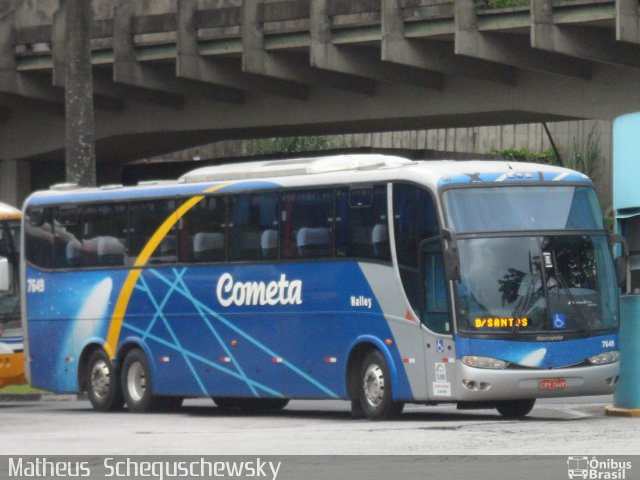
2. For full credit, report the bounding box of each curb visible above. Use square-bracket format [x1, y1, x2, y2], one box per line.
[605, 405, 640, 417]
[0, 394, 82, 402]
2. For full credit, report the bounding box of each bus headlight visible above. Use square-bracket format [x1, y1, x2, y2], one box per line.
[461, 356, 507, 369]
[587, 351, 620, 365]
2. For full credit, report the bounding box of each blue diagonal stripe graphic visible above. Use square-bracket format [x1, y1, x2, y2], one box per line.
[172, 269, 259, 397]
[122, 322, 283, 396]
[137, 274, 208, 395]
[147, 269, 338, 398]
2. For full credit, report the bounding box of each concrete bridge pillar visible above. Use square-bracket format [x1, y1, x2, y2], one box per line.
[0, 158, 31, 207]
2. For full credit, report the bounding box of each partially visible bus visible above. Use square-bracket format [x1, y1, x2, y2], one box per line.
[21, 155, 621, 419]
[0, 202, 25, 388]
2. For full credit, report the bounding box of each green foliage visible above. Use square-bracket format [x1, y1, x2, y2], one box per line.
[564, 126, 601, 178]
[490, 147, 558, 164]
[247, 136, 345, 155]
[603, 213, 615, 232]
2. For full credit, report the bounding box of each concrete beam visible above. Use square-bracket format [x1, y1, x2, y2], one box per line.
[381, 0, 516, 86]
[455, 0, 591, 79]
[616, 0, 640, 44]
[113, 0, 243, 106]
[0, 5, 64, 113]
[310, 0, 444, 90]
[176, 0, 308, 100]
[242, 0, 375, 95]
[532, 0, 640, 69]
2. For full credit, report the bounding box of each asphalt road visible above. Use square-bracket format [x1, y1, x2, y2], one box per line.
[1, 395, 638, 455]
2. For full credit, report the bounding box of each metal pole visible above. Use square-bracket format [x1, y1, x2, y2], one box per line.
[64, 0, 96, 186]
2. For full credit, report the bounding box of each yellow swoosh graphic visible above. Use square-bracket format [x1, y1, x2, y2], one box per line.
[104, 183, 229, 359]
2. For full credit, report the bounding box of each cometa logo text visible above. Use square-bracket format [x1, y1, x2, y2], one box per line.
[216, 273, 303, 307]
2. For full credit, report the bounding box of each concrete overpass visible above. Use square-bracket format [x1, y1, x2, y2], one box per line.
[2, 0, 640, 202]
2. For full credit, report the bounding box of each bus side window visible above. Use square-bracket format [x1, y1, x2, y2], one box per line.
[281, 189, 334, 259]
[129, 200, 177, 265]
[82, 204, 128, 268]
[180, 196, 227, 263]
[228, 192, 278, 261]
[335, 185, 390, 261]
[25, 207, 53, 269]
[393, 184, 439, 313]
[53, 207, 81, 268]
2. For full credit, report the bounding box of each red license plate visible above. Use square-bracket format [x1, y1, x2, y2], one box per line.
[540, 378, 566, 390]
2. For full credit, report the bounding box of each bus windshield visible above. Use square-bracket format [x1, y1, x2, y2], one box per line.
[443, 185, 603, 233]
[442, 185, 618, 336]
[455, 235, 618, 335]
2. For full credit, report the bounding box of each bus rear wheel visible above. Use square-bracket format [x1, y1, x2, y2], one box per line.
[85, 349, 124, 412]
[496, 399, 536, 419]
[356, 350, 404, 420]
[121, 348, 164, 413]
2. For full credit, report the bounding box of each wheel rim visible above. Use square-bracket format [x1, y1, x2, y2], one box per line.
[363, 363, 385, 407]
[126, 361, 146, 402]
[90, 359, 111, 399]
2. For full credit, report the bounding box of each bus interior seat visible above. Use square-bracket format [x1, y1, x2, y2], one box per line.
[261, 229, 278, 259]
[371, 224, 389, 259]
[297, 227, 330, 257]
[97, 236, 126, 266]
[193, 232, 224, 262]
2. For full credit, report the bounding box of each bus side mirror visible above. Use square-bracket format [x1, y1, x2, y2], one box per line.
[615, 256, 628, 290]
[0, 257, 10, 292]
[443, 246, 460, 281]
[609, 233, 630, 293]
[441, 228, 460, 281]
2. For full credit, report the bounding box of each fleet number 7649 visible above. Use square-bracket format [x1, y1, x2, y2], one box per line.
[27, 278, 45, 293]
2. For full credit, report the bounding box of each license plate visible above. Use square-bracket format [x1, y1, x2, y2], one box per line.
[540, 378, 566, 390]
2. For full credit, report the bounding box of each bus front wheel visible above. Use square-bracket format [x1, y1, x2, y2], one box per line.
[356, 350, 404, 420]
[85, 349, 124, 412]
[496, 399, 536, 419]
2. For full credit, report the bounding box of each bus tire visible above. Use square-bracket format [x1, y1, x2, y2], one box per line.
[121, 348, 157, 413]
[496, 399, 536, 419]
[356, 350, 404, 420]
[85, 349, 124, 412]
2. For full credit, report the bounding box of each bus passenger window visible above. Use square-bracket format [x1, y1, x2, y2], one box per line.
[228, 192, 278, 261]
[335, 185, 389, 261]
[129, 200, 177, 265]
[81, 204, 128, 267]
[180, 196, 227, 263]
[53, 207, 82, 269]
[281, 189, 333, 259]
[25, 207, 53, 269]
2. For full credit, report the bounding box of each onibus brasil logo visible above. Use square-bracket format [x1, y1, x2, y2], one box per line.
[567, 457, 632, 479]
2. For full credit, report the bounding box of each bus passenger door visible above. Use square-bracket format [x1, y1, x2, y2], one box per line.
[419, 239, 456, 400]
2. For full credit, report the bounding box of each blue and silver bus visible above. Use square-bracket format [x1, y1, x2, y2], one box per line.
[21, 155, 621, 419]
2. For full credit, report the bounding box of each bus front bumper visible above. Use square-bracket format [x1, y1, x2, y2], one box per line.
[452, 361, 619, 402]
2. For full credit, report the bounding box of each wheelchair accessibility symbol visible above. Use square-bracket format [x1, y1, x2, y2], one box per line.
[552, 313, 566, 330]
[436, 339, 445, 353]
